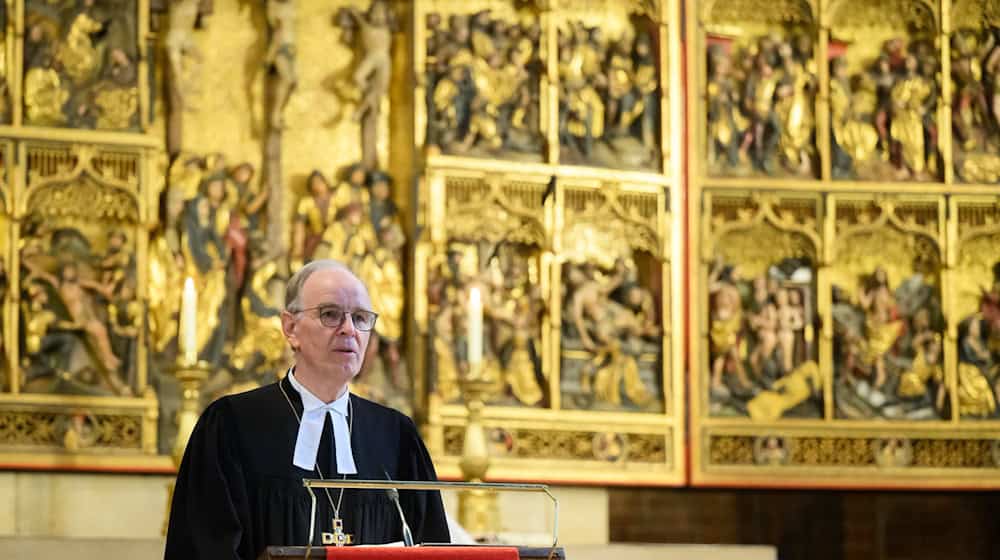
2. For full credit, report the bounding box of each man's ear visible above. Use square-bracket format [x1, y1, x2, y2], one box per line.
[281, 311, 299, 351]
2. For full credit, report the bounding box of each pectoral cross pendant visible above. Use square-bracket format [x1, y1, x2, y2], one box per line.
[322, 517, 353, 547]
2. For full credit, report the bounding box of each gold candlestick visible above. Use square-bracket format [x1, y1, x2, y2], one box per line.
[171, 361, 210, 464]
[457, 364, 499, 538]
[163, 360, 211, 535]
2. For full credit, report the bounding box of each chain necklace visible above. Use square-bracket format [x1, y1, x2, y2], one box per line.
[278, 376, 353, 525]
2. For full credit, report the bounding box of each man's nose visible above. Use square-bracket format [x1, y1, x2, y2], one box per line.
[336, 313, 358, 336]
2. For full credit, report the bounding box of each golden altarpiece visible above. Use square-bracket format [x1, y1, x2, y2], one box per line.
[1, 0, 999, 493]
[689, 0, 1000, 487]
[0, 0, 686, 487]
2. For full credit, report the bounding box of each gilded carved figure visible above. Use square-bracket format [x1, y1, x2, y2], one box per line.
[427, 249, 470, 403]
[705, 32, 816, 177]
[707, 257, 821, 419]
[165, 0, 204, 111]
[317, 201, 375, 273]
[488, 254, 546, 406]
[358, 222, 405, 392]
[706, 46, 744, 172]
[148, 151, 285, 399]
[427, 244, 547, 408]
[203, 247, 287, 401]
[952, 261, 1000, 418]
[264, 0, 297, 130]
[426, 10, 543, 160]
[23, 0, 140, 130]
[291, 164, 399, 276]
[955, 317, 996, 417]
[336, 0, 395, 170]
[179, 172, 232, 367]
[753, 436, 789, 466]
[561, 257, 661, 411]
[291, 170, 336, 270]
[226, 163, 264, 288]
[163, 0, 209, 155]
[828, 37, 939, 180]
[559, 19, 660, 169]
[829, 56, 879, 177]
[951, 25, 1000, 183]
[19, 227, 136, 397]
[147, 154, 205, 357]
[832, 266, 945, 420]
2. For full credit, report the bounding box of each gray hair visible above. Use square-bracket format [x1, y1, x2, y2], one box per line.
[284, 259, 359, 312]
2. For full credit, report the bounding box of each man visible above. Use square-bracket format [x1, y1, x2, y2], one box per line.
[165, 260, 450, 559]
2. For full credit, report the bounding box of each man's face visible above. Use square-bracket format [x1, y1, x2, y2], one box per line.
[282, 268, 373, 384]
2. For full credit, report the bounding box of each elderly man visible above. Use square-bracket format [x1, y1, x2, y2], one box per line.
[165, 260, 450, 559]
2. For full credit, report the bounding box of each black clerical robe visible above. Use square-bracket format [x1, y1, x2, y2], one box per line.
[165, 376, 450, 560]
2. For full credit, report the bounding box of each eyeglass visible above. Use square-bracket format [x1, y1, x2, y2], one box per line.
[294, 304, 378, 332]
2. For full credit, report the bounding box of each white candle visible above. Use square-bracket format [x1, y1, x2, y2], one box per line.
[467, 286, 482, 368]
[181, 277, 198, 365]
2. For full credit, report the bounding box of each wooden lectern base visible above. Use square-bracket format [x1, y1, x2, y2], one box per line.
[263, 545, 565, 560]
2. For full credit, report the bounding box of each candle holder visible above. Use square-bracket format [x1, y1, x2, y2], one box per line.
[458, 363, 499, 537]
[170, 360, 211, 464]
[162, 359, 212, 535]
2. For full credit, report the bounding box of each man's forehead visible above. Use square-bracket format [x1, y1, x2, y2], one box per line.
[301, 268, 371, 307]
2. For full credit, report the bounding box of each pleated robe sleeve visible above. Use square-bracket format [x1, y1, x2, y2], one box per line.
[398, 414, 451, 544]
[164, 398, 254, 560]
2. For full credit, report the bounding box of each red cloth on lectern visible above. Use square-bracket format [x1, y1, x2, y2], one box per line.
[326, 546, 519, 560]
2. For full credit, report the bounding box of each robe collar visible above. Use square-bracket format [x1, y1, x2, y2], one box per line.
[284, 368, 358, 474]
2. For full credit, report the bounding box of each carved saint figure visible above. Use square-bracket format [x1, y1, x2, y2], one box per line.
[957, 317, 997, 417]
[181, 174, 232, 366]
[858, 267, 903, 388]
[889, 55, 933, 180]
[337, 0, 394, 169]
[165, 0, 202, 110]
[265, 0, 297, 129]
[776, 288, 804, 373]
[708, 261, 751, 391]
[746, 361, 821, 421]
[291, 171, 336, 270]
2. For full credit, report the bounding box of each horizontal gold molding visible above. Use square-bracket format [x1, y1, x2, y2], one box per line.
[693, 467, 1000, 490]
[0, 126, 162, 149]
[0, 452, 174, 473]
[436, 457, 684, 486]
[0, 392, 157, 410]
[436, 404, 679, 427]
[425, 153, 672, 186]
[698, 176, 1000, 195]
[701, 421, 1000, 437]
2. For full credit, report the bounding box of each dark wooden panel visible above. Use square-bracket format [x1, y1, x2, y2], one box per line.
[610, 488, 1000, 560]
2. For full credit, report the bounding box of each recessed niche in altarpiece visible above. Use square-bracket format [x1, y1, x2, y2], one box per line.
[0, 142, 159, 468]
[416, 165, 683, 485]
